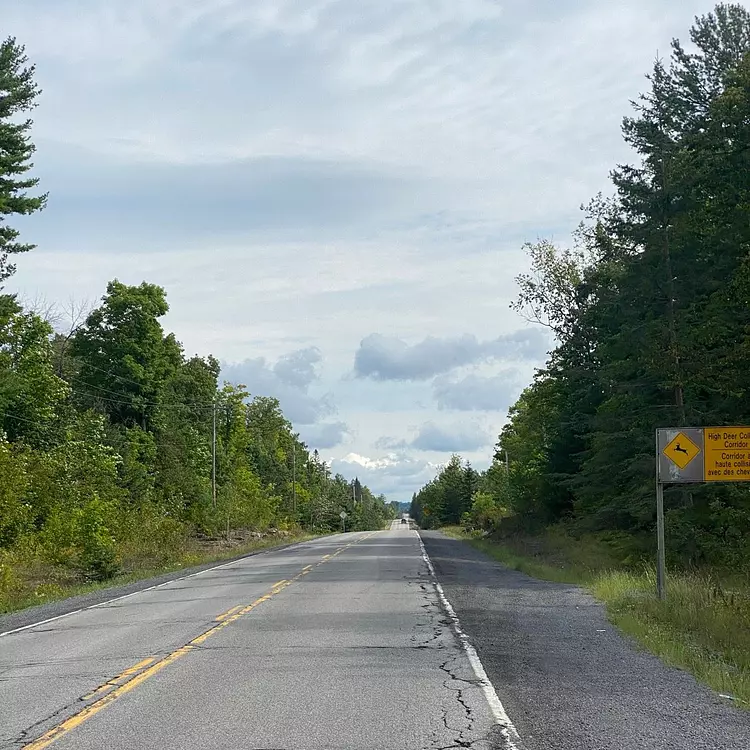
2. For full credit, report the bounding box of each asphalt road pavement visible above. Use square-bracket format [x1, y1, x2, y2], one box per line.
[1, 527, 508, 750]
[3, 527, 748, 750]
[420, 531, 750, 750]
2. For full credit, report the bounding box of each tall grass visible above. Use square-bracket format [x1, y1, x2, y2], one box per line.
[596, 568, 750, 705]
[441, 526, 750, 708]
[0, 529, 317, 615]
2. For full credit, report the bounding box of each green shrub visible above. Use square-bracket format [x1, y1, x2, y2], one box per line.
[0, 439, 31, 547]
[117, 503, 189, 568]
[465, 490, 508, 531]
[0, 549, 22, 598]
[77, 496, 120, 580]
[37, 508, 79, 567]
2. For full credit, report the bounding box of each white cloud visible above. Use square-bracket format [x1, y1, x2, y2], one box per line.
[332, 451, 441, 501]
[298, 421, 351, 449]
[433, 371, 523, 412]
[375, 419, 492, 453]
[410, 421, 490, 453]
[3, 0, 716, 499]
[272, 347, 322, 389]
[220, 350, 334, 425]
[353, 330, 548, 381]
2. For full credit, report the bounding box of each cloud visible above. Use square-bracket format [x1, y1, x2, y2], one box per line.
[374, 436, 409, 451]
[353, 330, 549, 381]
[433, 371, 522, 412]
[332, 451, 440, 499]
[32, 146, 421, 244]
[220, 349, 334, 425]
[375, 420, 491, 453]
[298, 421, 350, 449]
[273, 346, 322, 389]
[411, 421, 490, 452]
[3, 0, 713, 504]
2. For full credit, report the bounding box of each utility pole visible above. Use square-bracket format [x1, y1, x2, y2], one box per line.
[661, 156, 686, 428]
[292, 444, 296, 516]
[212, 401, 217, 510]
[505, 450, 509, 472]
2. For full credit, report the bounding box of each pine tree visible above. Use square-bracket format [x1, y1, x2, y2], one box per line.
[0, 37, 46, 283]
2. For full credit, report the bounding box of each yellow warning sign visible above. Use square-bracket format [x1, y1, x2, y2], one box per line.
[663, 432, 701, 470]
[703, 427, 750, 482]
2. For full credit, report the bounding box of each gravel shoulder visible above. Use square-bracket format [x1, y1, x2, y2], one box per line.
[421, 530, 750, 750]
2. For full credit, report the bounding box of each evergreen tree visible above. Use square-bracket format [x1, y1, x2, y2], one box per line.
[0, 37, 46, 284]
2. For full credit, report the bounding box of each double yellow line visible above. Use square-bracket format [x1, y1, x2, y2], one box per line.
[24, 532, 378, 750]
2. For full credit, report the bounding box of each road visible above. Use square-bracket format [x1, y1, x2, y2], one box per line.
[1, 526, 748, 750]
[420, 532, 750, 750]
[1, 526, 509, 750]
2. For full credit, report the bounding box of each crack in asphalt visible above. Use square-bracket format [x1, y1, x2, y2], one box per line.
[409, 576, 494, 750]
[0, 672, 111, 681]
[3, 652, 176, 750]
[6, 536, 508, 750]
[3, 695, 82, 750]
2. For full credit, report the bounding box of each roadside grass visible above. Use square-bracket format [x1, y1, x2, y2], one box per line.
[440, 525, 750, 709]
[0, 531, 318, 616]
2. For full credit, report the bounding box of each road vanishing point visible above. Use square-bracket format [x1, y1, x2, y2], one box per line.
[2, 523, 749, 749]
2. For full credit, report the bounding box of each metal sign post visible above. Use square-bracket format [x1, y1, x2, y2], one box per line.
[655, 481, 666, 600]
[656, 425, 750, 600]
[655, 431, 665, 600]
[340, 510, 347, 533]
[656, 427, 704, 602]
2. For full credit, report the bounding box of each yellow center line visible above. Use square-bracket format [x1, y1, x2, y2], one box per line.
[81, 658, 156, 701]
[214, 605, 243, 622]
[22, 533, 376, 750]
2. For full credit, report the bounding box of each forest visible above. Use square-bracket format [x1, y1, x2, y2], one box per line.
[0, 37, 393, 604]
[412, 3, 750, 572]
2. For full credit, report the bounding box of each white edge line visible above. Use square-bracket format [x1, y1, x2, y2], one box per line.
[0, 608, 85, 638]
[416, 531, 523, 750]
[0, 537, 317, 639]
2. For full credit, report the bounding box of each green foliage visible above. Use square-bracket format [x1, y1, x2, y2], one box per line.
[350, 490, 393, 531]
[0, 296, 69, 446]
[76, 496, 120, 580]
[414, 5, 750, 571]
[410, 455, 478, 528]
[0, 272, 385, 595]
[216, 465, 278, 536]
[0, 37, 47, 283]
[0, 279, 384, 594]
[0, 437, 31, 546]
[462, 491, 508, 532]
[0, 34, 388, 611]
[71, 281, 182, 429]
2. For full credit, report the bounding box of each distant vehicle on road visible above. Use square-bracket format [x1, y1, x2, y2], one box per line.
[400, 518, 407, 524]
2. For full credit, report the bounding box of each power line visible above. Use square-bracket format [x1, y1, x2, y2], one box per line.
[0, 410, 215, 455]
[69, 383, 217, 410]
[72, 359, 153, 389]
[0, 411, 55, 430]
[69, 373, 218, 407]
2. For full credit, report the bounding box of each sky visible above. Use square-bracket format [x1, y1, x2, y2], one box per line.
[3, 0, 715, 502]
